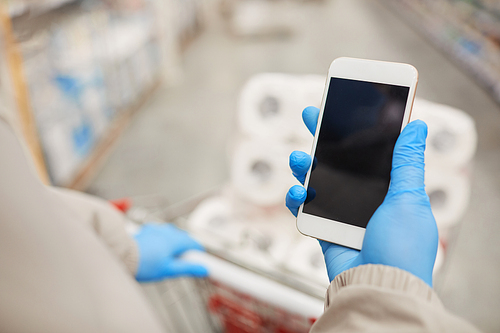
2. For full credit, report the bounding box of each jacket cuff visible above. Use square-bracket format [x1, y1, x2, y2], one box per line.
[325, 264, 442, 309]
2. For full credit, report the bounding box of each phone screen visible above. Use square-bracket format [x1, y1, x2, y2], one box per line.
[303, 77, 410, 228]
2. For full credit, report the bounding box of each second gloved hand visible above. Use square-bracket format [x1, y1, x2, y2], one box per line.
[286, 106, 438, 287]
[134, 223, 208, 282]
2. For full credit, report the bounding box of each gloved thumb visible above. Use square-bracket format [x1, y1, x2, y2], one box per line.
[388, 120, 427, 194]
[163, 260, 208, 278]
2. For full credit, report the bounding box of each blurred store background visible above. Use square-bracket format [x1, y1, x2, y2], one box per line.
[1, 0, 500, 332]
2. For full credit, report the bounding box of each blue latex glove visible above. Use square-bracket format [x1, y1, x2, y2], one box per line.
[134, 223, 208, 282]
[286, 106, 438, 286]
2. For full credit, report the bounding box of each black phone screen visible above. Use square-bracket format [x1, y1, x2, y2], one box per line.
[303, 77, 410, 228]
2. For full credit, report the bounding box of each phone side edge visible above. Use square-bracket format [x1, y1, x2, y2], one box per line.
[296, 66, 332, 233]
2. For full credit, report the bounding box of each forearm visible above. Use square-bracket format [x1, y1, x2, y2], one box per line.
[311, 265, 480, 333]
[48, 187, 139, 275]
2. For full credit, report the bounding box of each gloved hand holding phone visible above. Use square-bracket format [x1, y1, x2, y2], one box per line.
[286, 106, 438, 287]
[134, 223, 208, 282]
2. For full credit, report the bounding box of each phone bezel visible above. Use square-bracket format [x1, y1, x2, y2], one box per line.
[296, 57, 419, 250]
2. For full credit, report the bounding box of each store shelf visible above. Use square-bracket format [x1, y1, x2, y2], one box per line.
[16, 4, 162, 185]
[67, 78, 161, 190]
[385, 0, 500, 104]
[0, 8, 50, 183]
[1, 0, 208, 187]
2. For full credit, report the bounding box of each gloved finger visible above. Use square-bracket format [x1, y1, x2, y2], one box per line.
[172, 234, 205, 257]
[389, 120, 427, 193]
[290, 151, 312, 184]
[163, 260, 208, 278]
[286, 185, 307, 217]
[302, 106, 320, 136]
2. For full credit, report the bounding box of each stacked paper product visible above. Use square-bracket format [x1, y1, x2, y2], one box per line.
[20, 8, 160, 184]
[188, 73, 330, 287]
[411, 98, 476, 235]
[411, 98, 477, 273]
[187, 196, 246, 250]
[187, 193, 299, 271]
[233, 73, 324, 207]
[284, 237, 329, 287]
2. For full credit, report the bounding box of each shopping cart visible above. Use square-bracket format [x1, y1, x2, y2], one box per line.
[120, 190, 326, 333]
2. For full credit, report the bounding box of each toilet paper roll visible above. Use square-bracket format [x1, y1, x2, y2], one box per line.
[412, 98, 477, 167]
[236, 225, 292, 270]
[231, 139, 296, 206]
[187, 196, 244, 247]
[285, 237, 329, 287]
[425, 168, 471, 230]
[300, 75, 326, 109]
[296, 75, 326, 144]
[238, 73, 308, 141]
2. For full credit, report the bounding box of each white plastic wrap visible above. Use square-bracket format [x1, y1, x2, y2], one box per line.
[412, 98, 477, 168]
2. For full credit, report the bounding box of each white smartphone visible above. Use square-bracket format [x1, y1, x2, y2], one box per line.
[296, 57, 418, 250]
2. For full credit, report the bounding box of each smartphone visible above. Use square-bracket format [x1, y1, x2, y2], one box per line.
[296, 57, 418, 250]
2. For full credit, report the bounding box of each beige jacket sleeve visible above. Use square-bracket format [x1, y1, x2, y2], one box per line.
[0, 103, 139, 275]
[0, 113, 164, 332]
[48, 187, 139, 275]
[311, 264, 481, 333]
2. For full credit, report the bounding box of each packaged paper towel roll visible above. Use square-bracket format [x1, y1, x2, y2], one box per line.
[425, 168, 471, 230]
[238, 73, 308, 141]
[412, 98, 477, 167]
[231, 139, 295, 206]
[285, 237, 329, 287]
[187, 197, 244, 248]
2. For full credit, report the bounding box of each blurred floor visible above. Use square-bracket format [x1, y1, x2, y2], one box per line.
[87, 0, 500, 331]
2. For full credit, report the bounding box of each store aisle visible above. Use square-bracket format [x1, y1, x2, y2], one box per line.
[87, 0, 500, 331]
